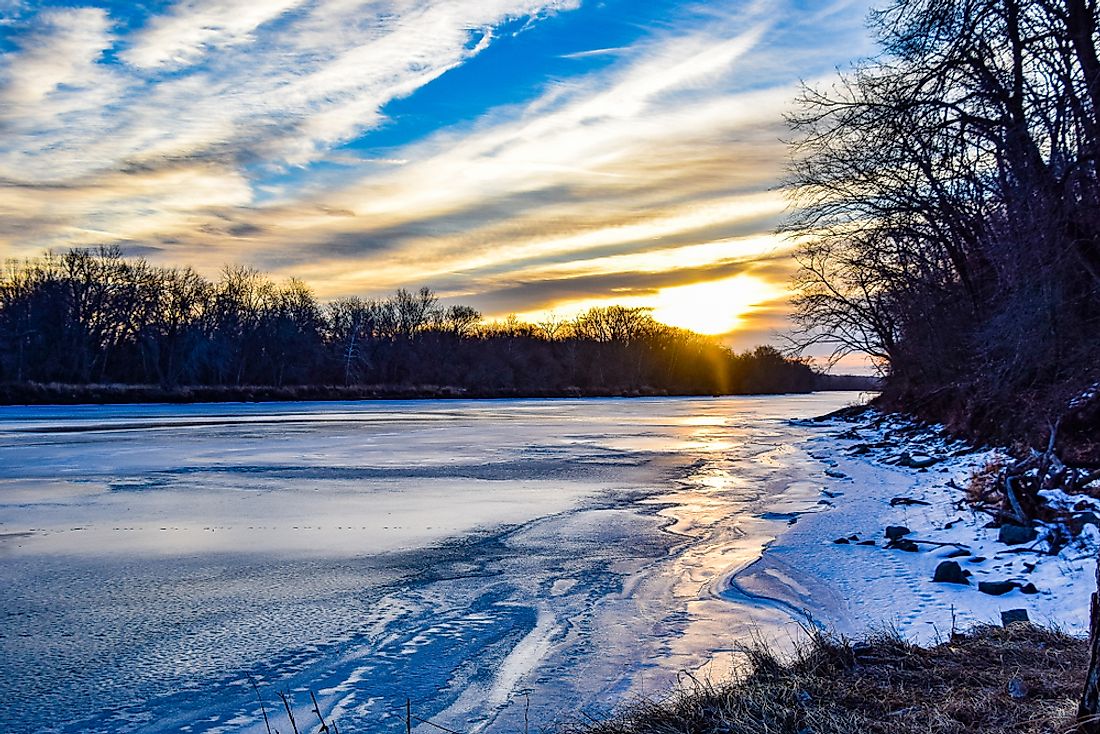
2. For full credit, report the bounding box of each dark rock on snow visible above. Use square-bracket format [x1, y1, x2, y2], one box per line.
[1001, 609, 1030, 626]
[998, 524, 1038, 546]
[978, 581, 1017, 596]
[885, 526, 911, 540]
[896, 452, 939, 469]
[833, 537, 850, 544]
[1020, 582, 1039, 595]
[889, 539, 921, 552]
[933, 561, 969, 585]
[945, 548, 971, 558]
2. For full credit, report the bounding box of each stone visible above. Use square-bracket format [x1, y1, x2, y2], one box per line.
[858, 540, 877, 546]
[968, 556, 987, 563]
[978, 581, 1017, 596]
[932, 561, 969, 585]
[998, 524, 1038, 546]
[1020, 583, 1039, 595]
[885, 526, 912, 540]
[891, 539, 920, 552]
[908, 454, 938, 469]
[833, 537, 850, 544]
[945, 548, 971, 558]
[1002, 609, 1030, 626]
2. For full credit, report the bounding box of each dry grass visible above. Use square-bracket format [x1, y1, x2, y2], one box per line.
[967, 456, 1008, 505]
[572, 625, 1088, 734]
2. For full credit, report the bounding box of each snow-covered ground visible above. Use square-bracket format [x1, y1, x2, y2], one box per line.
[1, 395, 1092, 734]
[732, 411, 1097, 643]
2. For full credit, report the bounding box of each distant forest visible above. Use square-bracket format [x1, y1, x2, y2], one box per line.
[787, 0, 1100, 458]
[0, 248, 867, 402]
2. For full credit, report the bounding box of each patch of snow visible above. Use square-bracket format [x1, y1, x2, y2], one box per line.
[731, 411, 1096, 642]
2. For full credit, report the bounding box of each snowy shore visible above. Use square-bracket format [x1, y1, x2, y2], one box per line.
[729, 410, 1099, 643]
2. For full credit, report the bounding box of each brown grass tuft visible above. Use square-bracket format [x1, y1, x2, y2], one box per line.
[572, 625, 1088, 734]
[967, 456, 1008, 506]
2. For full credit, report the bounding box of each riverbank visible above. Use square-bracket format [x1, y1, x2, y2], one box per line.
[728, 408, 1097, 643]
[0, 380, 877, 406]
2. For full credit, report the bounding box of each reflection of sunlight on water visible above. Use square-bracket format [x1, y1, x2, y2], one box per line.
[638, 406, 830, 695]
[681, 416, 727, 427]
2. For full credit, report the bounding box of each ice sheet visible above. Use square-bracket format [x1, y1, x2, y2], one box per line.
[1, 394, 880, 733]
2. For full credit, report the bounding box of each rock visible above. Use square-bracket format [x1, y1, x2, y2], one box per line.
[1007, 677, 1029, 700]
[908, 454, 938, 469]
[825, 469, 847, 479]
[945, 548, 971, 558]
[1002, 609, 1030, 626]
[1019, 583, 1039, 595]
[885, 526, 912, 540]
[978, 581, 1017, 596]
[890, 539, 920, 552]
[858, 540, 877, 546]
[833, 537, 850, 544]
[1072, 512, 1100, 533]
[890, 496, 932, 507]
[998, 524, 1038, 546]
[968, 556, 987, 563]
[932, 561, 969, 585]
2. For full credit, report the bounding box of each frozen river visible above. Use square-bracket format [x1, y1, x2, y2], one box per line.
[0, 394, 861, 734]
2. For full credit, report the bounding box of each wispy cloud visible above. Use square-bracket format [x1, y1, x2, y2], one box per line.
[0, 0, 874, 346]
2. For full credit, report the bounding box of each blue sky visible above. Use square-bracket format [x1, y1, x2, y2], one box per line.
[0, 0, 876, 348]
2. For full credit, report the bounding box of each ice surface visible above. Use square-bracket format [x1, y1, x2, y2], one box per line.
[12, 393, 1081, 734]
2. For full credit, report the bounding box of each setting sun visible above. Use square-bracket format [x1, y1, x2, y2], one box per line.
[651, 275, 780, 335]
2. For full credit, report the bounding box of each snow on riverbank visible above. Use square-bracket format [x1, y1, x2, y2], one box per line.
[730, 410, 1098, 643]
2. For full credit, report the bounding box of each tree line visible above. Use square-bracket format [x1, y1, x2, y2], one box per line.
[787, 0, 1100, 456]
[0, 248, 834, 399]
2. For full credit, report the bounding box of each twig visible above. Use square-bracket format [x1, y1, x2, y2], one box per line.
[309, 691, 330, 734]
[411, 715, 465, 734]
[278, 692, 300, 734]
[906, 538, 971, 549]
[251, 678, 273, 734]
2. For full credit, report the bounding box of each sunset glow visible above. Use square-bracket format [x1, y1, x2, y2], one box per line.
[652, 275, 782, 335]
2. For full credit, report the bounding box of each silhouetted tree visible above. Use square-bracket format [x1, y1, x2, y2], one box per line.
[787, 0, 1100, 446]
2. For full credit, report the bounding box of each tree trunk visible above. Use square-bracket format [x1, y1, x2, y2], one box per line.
[1079, 554, 1100, 733]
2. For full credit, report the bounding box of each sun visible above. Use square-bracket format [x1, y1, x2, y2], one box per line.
[650, 275, 780, 335]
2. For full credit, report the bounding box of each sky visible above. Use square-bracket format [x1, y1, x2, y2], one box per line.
[0, 0, 877, 351]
